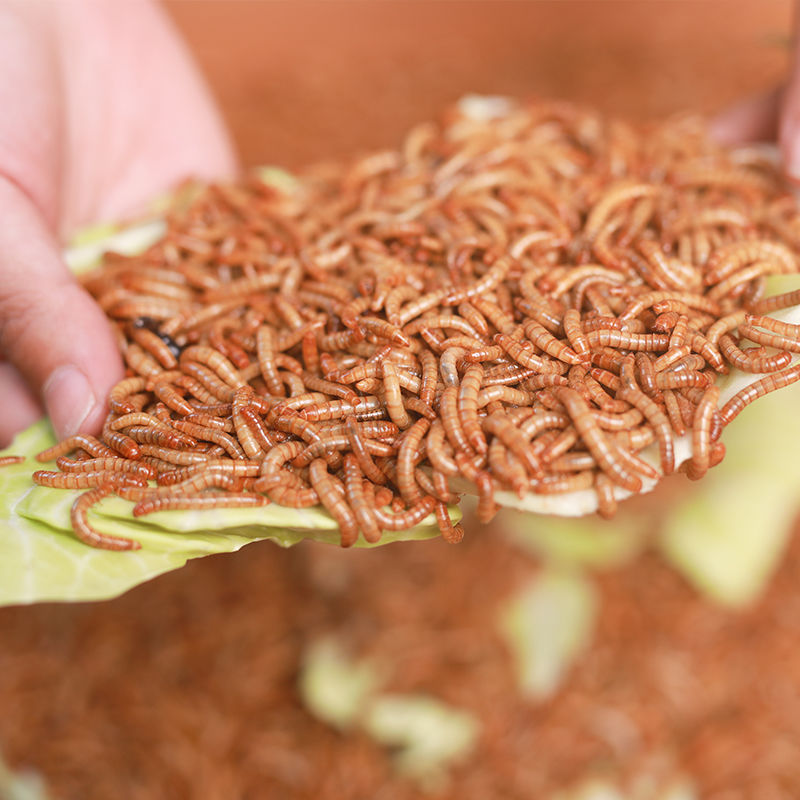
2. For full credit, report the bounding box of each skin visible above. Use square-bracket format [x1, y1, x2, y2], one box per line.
[0, 0, 235, 445]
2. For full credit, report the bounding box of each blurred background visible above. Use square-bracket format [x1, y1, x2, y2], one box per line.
[1, 2, 798, 798]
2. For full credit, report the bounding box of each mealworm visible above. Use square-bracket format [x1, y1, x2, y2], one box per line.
[594, 472, 617, 519]
[687, 386, 720, 481]
[133, 493, 268, 517]
[434, 501, 464, 544]
[494, 334, 567, 373]
[719, 363, 800, 425]
[109, 377, 149, 416]
[72, 486, 140, 551]
[342, 454, 381, 543]
[457, 363, 487, 454]
[33, 470, 147, 490]
[396, 418, 431, 505]
[554, 387, 641, 491]
[739, 322, 800, 354]
[36, 435, 118, 463]
[129, 326, 179, 369]
[562, 308, 590, 362]
[749, 287, 800, 314]
[307, 458, 359, 546]
[718, 334, 792, 373]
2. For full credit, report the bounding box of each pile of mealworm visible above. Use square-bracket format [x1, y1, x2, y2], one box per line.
[32, 98, 800, 550]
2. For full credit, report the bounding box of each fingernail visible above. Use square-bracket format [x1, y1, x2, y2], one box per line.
[43, 365, 96, 439]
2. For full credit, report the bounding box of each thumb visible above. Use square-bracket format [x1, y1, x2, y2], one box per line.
[0, 177, 123, 440]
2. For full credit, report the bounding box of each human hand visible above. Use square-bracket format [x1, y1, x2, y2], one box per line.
[0, 0, 236, 445]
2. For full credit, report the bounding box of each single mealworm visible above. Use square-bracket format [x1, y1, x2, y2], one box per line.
[718, 334, 792, 373]
[439, 385, 474, 457]
[129, 326, 178, 369]
[72, 486, 140, 550]
[396, 417, 431, 505]
[687, 386, 721, 481]
[594, 472, 617, 519]
[719, 363, 800, 425]
[56, 456, 156, 479]
[739, 322, 800, 354]
[382, 361, 411, 429]
[434, 501, 464, 544]
[554, 387, 642, 492]
[345, 415, 388, 485]
[133, 493, 268, 517]
[425, 419, 458, 477]
[494, 334, 567, 373]
[562, 308, 591, 362]
[749, 287, 800, 314]
[343, 454, 381, 543]
[37, 435, 118, 463]
[33, 470, 147, 489]
[307, 458, 359, 547]
[457, 363, 487, 453]
[109, 376, 148, 414]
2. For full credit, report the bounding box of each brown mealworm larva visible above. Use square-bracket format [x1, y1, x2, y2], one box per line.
[71, 486, 140, 551]
[494, 334, 568, 373]
[457, 363, 487, 454]
[749, 287, 800, 315]
[562, 308, 591, 362]
[381, 361, 412, 429]
[36, 435, 118, 463]
[396, 417, 431, 506]
[739, 322, 800, 354]
[554, 387, 642, 492]
[434, 501, 464, 544]
[718, 334, 792, 373]
[307, 459, 359, 547]
[55, 457, 156, 479]
[33, 470, 147, 490]
[343, 454, 382, 543]
[594, 472, 617, 519]
[719, 363, 800, 425]
[687, 386, 721, 481]
[133, 493, 268, 517]
[425, 419, 458, 477]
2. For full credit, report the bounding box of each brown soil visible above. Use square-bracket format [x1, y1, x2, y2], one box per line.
[2, 514, 800, 798]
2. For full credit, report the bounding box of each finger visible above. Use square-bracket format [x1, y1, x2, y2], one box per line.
[711, 87, 782, 145]
[0, 176, 124, 440]
[0, 361, 43, 447]
[54, 0, 238, 234]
